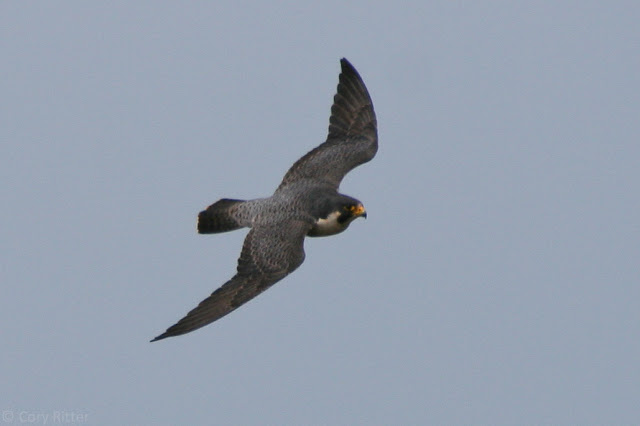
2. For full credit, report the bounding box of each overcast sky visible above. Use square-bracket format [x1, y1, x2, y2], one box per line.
[2, 2, 639, 425]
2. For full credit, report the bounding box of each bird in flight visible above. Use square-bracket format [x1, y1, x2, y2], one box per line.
[151, 58, 377, 341]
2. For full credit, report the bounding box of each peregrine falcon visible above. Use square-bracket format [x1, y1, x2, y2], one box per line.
[151, 58, 377, 341]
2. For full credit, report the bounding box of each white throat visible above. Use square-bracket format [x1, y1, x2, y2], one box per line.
[308, 211, 350, 237]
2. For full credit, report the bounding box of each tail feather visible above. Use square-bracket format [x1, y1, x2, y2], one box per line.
[197, 199, 247, 234]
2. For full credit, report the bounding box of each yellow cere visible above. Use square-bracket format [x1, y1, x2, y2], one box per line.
[351, 204, 366, 216]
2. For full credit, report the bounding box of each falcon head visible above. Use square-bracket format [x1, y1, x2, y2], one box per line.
[308, 198, 367, 237]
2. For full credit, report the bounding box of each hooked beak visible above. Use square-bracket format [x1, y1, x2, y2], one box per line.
[353, 204, 367, 219]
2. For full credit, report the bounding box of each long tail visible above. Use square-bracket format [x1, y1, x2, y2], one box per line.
[197, 198, 248, 234]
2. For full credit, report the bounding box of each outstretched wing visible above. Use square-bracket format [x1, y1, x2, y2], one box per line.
[278, 58, 378, 191]
[151, 219, 312, 341]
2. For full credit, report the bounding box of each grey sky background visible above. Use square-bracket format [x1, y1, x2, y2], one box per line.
[2, 2, 639, 424]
